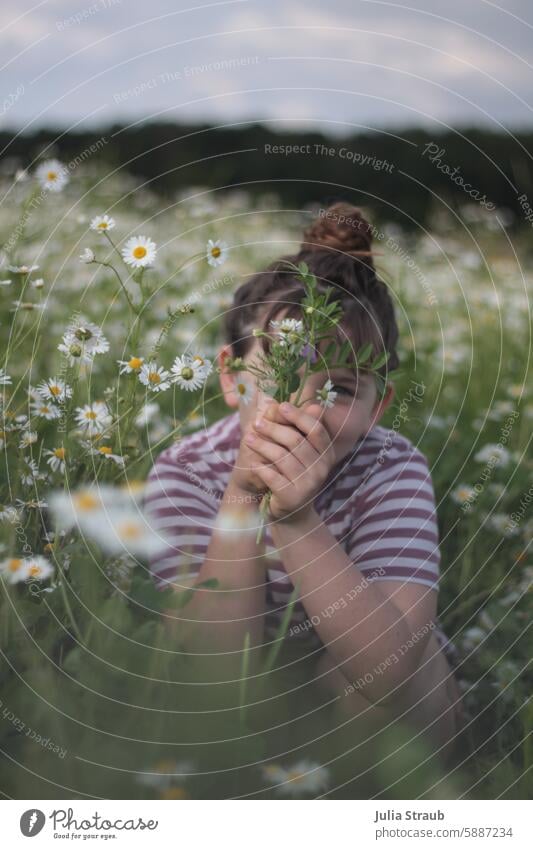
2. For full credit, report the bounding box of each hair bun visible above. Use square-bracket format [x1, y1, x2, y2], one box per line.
[301, 202, 374, 257]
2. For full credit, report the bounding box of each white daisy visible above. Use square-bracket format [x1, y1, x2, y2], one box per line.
[20, 457, 46, 486]
[235, 376, 254, 405]
[75, 401, 112, 436]
[37, 377, 72, 403]
[117, 355, 144, 374]
[11, 300, 46, 313]
[90, 444, 125, 467]
[29, 399, 61, 421]
[7, 264, 39, 275]
[35, 159, 69, 192]
[80, 507, 169, 559]
[139, 362, 171, 393]
[47, 485, 118, 532]
[486, 512, 519, 537]
[19, 431, 38, 449]
[0, 368, 12, 386]
[474, 444, 512, 467]
[451, 483, 478, 506]
[190, 353, 213, 379]
[121, 235, 157, 268]
[44, 447, 67, 474]
[0, 279, 12, 287]
[0, 557, 30, 584]
[135, 402, 159, 427]
[261, 759, 330, 796]
[58, 316, 109, 365]
[90, 214, 116, 234]
[206, 239, 228, 267]
[0, 505, 21, 524]
[170, 355, 209, 392]
[79, 248, 95, 264]
[25, 556, 54, 582]
[270, 317, 305, 347]
[316, 378, 337, 409]
[31, 278, 45, 289]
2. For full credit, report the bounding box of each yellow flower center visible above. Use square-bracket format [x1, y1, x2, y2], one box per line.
[237, 383, 247, 396]
[118, 521, 142, 540]
[211, 246, 221, 258]
[161, 788, 190, 800]
[181, 367, 194, 381]
[97, 221, 108, 229]
[54, 448, 65, 459]
[193, 356, 205, 366]
[128, 357, 143, 369]
[85, 411, 97, 420]
[286, 770, 305, 783]
[8, 558, 23, 572]
[29, 565, 42, 577]
[74, 492, 99, 511]
[40, 406, 51, 415]
[47, 171, 57, 181]
[50, 385, 61, 396]
[133, 246, 147, 259]
[149, 371, 161, 384]
[98, 446, 112, 455]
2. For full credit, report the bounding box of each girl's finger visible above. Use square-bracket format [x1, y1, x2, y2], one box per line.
[277, 402, 332, 456]
[251, 461, 290, 493]
[253, 417, 319, 468]
[246, 432, 305, 481]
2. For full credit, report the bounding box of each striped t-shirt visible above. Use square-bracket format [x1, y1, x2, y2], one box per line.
[143, 411, 453, 656]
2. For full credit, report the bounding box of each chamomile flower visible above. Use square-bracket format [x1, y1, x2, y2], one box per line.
[30, 399, 62, 420]
[19, 431, 38, 449]
[235, 376, 254, 405]
[0, 557, 30, 584]
[117, 355, 144, 374]
[139, 362, 171, 393]
[121, 235, 157, 268]
[486, 512, 519, 537]
[79, 248, 95, 264]
[47, 485, 118, 532]
[75, 401, 112, 436]
[37, 377, 72, 404]
[31, 278, 45, 290]
[270, 317, 305, 346]
[316, 378, 337, 409]
[170, 355, 209, 391]
[25, 556, 54, 582]
[7, 264, 39, 275]
[0, 279, 12, 287]
[451, 483, 478, 506]
[190, 353, 213, 379]
[0, 505, 21, 524]
[206, 238, 228, 267]
[58, 316, 109, 365]
[44, 447, 67, 474]
[90, 445, 125, 467]
[261, 759, 330, 796]
[0, 368, 12, 386]
[474, 444, 512, 467]
[35, 159, 69, 192]
[90, 214, 116, 234]
[80, 507, 169, 559]
[20, 457, 46, 486]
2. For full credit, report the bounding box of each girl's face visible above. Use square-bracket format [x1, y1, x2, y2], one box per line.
[220, 328, 395, 465]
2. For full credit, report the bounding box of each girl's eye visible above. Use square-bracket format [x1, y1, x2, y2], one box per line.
[332, 384, 355, 396]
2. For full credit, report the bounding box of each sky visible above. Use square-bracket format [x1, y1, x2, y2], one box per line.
[1, 0, 533, 136]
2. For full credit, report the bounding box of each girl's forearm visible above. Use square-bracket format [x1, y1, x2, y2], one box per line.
[270, 509, 419, 703]
[181, 475, 267, 658]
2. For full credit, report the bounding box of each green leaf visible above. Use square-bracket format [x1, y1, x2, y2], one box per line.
[356, 342, 373, 365]
[287, 373, 300, 394]
[371, 350, 390, 370]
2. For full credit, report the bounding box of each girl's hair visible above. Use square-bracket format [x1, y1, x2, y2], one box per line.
[223, 202, 399, 378]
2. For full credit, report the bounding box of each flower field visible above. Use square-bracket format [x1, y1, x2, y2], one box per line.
[0, 160, 531, 799]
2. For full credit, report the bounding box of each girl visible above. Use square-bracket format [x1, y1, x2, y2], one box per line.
[143, 202, 463, 760]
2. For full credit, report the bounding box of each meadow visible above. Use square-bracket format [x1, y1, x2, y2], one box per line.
[0, 159, 531, 799]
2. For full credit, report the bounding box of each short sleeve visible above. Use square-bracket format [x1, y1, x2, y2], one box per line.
[346, 444, 441, 589]
[142, 447, 220, 590]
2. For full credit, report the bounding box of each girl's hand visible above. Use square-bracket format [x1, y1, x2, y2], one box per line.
[230, 391, 287, 495]
[245, 401, 336, 523]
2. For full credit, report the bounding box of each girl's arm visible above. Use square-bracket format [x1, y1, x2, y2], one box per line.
[270, 510, 436, 704]
[179, 472, 267, 662]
